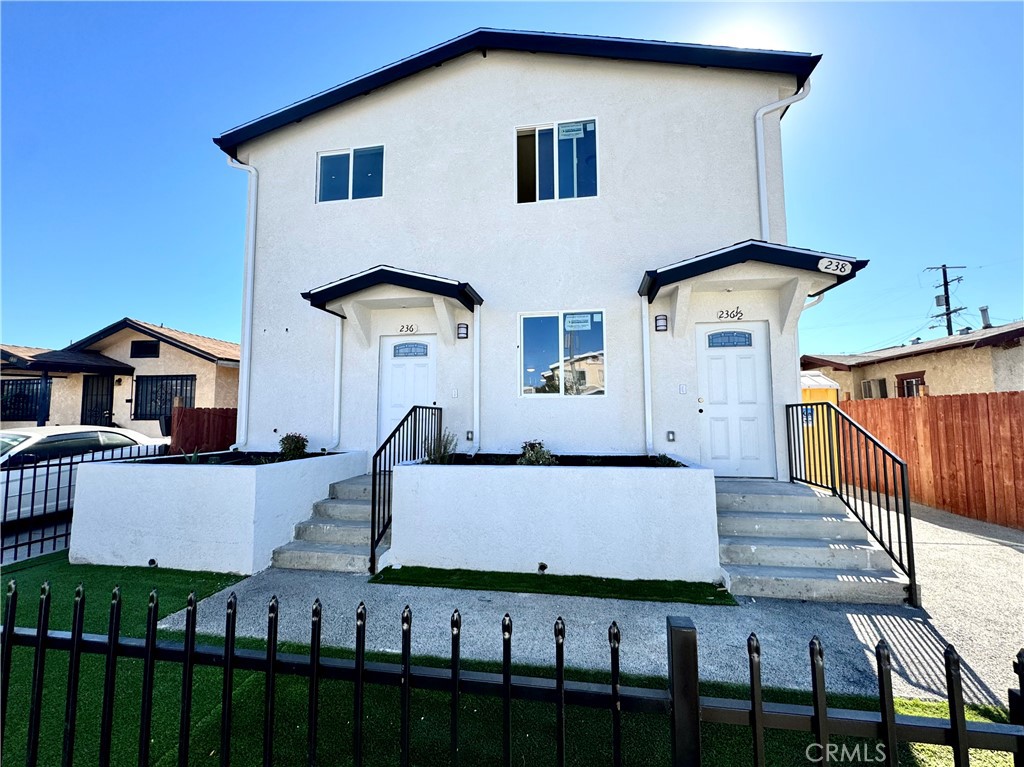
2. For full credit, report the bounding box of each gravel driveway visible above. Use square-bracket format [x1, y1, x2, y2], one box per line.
[162, 501, 1023, 706]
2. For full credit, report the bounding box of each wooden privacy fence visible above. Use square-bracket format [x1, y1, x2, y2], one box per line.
[169, 407, 237, 455]
[841, 392, 1023, 530]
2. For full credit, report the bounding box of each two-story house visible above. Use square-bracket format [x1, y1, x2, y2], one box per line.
[214, 28, 866, 481]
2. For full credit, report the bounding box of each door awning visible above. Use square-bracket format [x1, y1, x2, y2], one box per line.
[302, 265, 484, 316]
[638, 240, 868, 302]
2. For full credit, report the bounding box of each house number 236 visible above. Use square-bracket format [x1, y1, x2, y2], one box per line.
[399, 324, 418, 333]
[718, 306, 744, 320]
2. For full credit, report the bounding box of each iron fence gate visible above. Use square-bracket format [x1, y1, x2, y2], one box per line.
[79, 376, 114, 427]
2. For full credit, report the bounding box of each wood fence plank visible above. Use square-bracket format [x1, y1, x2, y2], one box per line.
[1007, 392, 1024, 528]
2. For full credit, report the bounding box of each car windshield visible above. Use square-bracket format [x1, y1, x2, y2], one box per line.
[0, 433, 30, 456]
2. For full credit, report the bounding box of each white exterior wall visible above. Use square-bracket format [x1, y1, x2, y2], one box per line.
[70, 451, 366, 574]
[390, 462, 721, 582]
[237, 51, 797, 458]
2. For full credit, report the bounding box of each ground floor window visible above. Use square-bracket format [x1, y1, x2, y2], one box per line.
[1, 378, 49, 421]
[897, 371, 926, 397]
[520, 311, 605, 396]
[133, 375, 196, 419]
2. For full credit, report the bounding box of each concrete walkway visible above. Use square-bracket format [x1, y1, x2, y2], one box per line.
[162, 501, 1024, 706]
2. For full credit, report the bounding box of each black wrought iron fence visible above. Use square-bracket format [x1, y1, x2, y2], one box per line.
[2, 582, 1021, 767]
[0, 443, 168, 564]
[370, 405, 442, 573]
[785, 402, 919, 607]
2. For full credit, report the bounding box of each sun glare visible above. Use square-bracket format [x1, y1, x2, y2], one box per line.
[691, 19, 797, 53]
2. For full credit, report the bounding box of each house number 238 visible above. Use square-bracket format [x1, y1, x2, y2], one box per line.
[718, 306, 744, 320]
[399, 324, 418, 333]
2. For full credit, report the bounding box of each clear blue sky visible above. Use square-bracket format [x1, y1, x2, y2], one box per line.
[3, 2, 1021, 355]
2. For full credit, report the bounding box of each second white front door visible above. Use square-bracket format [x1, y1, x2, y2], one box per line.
[695, 321, 776, 478]
[378, 336, 437, 446]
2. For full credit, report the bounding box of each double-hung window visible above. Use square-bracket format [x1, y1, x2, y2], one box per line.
[516, 120, 597, 203]
[520, 311, 605, 396]
[318, 145, 384, 202]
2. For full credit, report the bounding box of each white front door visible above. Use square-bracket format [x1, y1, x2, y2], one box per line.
[695, 321, 775, 478]
[378, 336, 437, 446]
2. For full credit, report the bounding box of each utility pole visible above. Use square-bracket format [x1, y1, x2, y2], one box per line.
[925, 264, 966, 336]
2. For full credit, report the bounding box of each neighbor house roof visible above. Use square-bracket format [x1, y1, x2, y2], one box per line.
[64, 318, 240, 363]
[638, 240, 868, 302]
[1, 345, 134, 375]
[302, 265, 484, 314]
[214, 28, 821, 158]
[801, 321, 1024, 371]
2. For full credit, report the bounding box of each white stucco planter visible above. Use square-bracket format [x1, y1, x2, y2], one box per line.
[69, 451, 367, 574]
[389, 459, 721, 582]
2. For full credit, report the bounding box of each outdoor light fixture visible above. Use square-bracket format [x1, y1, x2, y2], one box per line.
[457, 322, 469, 339]
[654, 314, 669, 332]
[666, 431, 676, 442]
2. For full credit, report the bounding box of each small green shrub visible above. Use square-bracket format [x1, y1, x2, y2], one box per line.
[423, 429, 458, 464]
[279, 432, 309, 461]
[650, 453, 684, 467]
[516, 440, 557, 466]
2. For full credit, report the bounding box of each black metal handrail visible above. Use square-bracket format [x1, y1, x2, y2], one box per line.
[370, 405, 442, 573]
[786, 402, 920, 607]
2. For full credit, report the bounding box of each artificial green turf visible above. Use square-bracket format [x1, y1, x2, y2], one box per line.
[1, 555, 1013, 766]
[369, 566, 738, 606]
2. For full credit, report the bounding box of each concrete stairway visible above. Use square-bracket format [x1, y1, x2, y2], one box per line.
[272, 474, 383, 573]
[717, 480, 910, 604]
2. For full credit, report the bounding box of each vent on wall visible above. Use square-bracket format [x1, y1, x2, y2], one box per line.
[860, 378, 888, 399]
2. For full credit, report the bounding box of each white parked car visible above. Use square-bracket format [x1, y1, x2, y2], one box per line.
[1, 426, 169, 522]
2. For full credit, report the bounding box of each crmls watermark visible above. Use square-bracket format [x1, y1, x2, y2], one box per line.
[805, 743, 887, 764]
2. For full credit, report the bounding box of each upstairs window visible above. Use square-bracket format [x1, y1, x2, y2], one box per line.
[131, 340, 160, 358]
[318, 145, 384, 202]
[516, 120, 597, 203]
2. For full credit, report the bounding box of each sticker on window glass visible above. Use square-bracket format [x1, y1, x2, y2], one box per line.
[593, 314, 602, 322]
[558, 122, 585, 140]
[564, 313, 592, 332]
[394, 343, 428, 358]
[586, 122, 595, 131]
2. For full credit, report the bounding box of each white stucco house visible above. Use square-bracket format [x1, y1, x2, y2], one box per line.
[185, 29, 912, 601]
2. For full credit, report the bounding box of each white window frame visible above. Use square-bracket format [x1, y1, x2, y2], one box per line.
[514, 118, 599, 204]
[316, 145, 386, 204]
[518, 309, 607, 398]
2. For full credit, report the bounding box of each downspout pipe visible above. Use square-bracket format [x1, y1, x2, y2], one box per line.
[471, 308, 481, 454]
[228, 156, 258, 450]
[755, 79, 810, 242]
[640, 297, 654, 455]
[323, 316, 343, 451]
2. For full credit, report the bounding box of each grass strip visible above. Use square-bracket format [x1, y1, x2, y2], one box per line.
[369, 565, 738, 605]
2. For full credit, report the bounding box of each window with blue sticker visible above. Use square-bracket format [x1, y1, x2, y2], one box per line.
[521, 311, 605, 396]
[394, 343, 428, 358]
[708, 331, 752, 348]
[318, 146, 384, 202]
[516, 121, 597, 203]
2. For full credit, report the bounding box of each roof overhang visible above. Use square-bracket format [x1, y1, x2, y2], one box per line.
[302, 265, 484, 316]
[64, 318, 230, 363]
[638, 240, 868, 302]
[0, 348, 134, 376]
[214, 28, 821, 158]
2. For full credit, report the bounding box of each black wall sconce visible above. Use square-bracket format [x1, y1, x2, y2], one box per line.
[457, 323, 469, 339]
[654, 315, 669, 332]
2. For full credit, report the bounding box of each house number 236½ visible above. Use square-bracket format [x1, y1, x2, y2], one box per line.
[399, 324, 418, 333]
[717, 306, 744, 320]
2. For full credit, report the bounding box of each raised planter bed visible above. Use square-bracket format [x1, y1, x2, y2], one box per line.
[69, 450, 367, 574]
[388, 456, 721, 583]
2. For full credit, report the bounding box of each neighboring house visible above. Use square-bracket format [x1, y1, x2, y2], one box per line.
[801, 320, 1024, 401]
[1, 318, 240, 438]
[214, 28, 868, 480]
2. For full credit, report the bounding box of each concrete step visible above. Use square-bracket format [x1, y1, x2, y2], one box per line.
[719, 536, 891, 570]
[330, 474, 372, 500]
[725, 564, 910, 604]
[718, 510, 869, 541]
[716, 490, 844, 514]
[314, 498, 371, 521]
[295, 518, 372, 546]
[272, 541, 370, 573]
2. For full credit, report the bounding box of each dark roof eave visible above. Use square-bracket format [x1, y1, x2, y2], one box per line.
[638, 241, 868, 302]
[64, 318, 222, 363]
[214, 28, 820, 158]
[302, 267, 484, 314]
